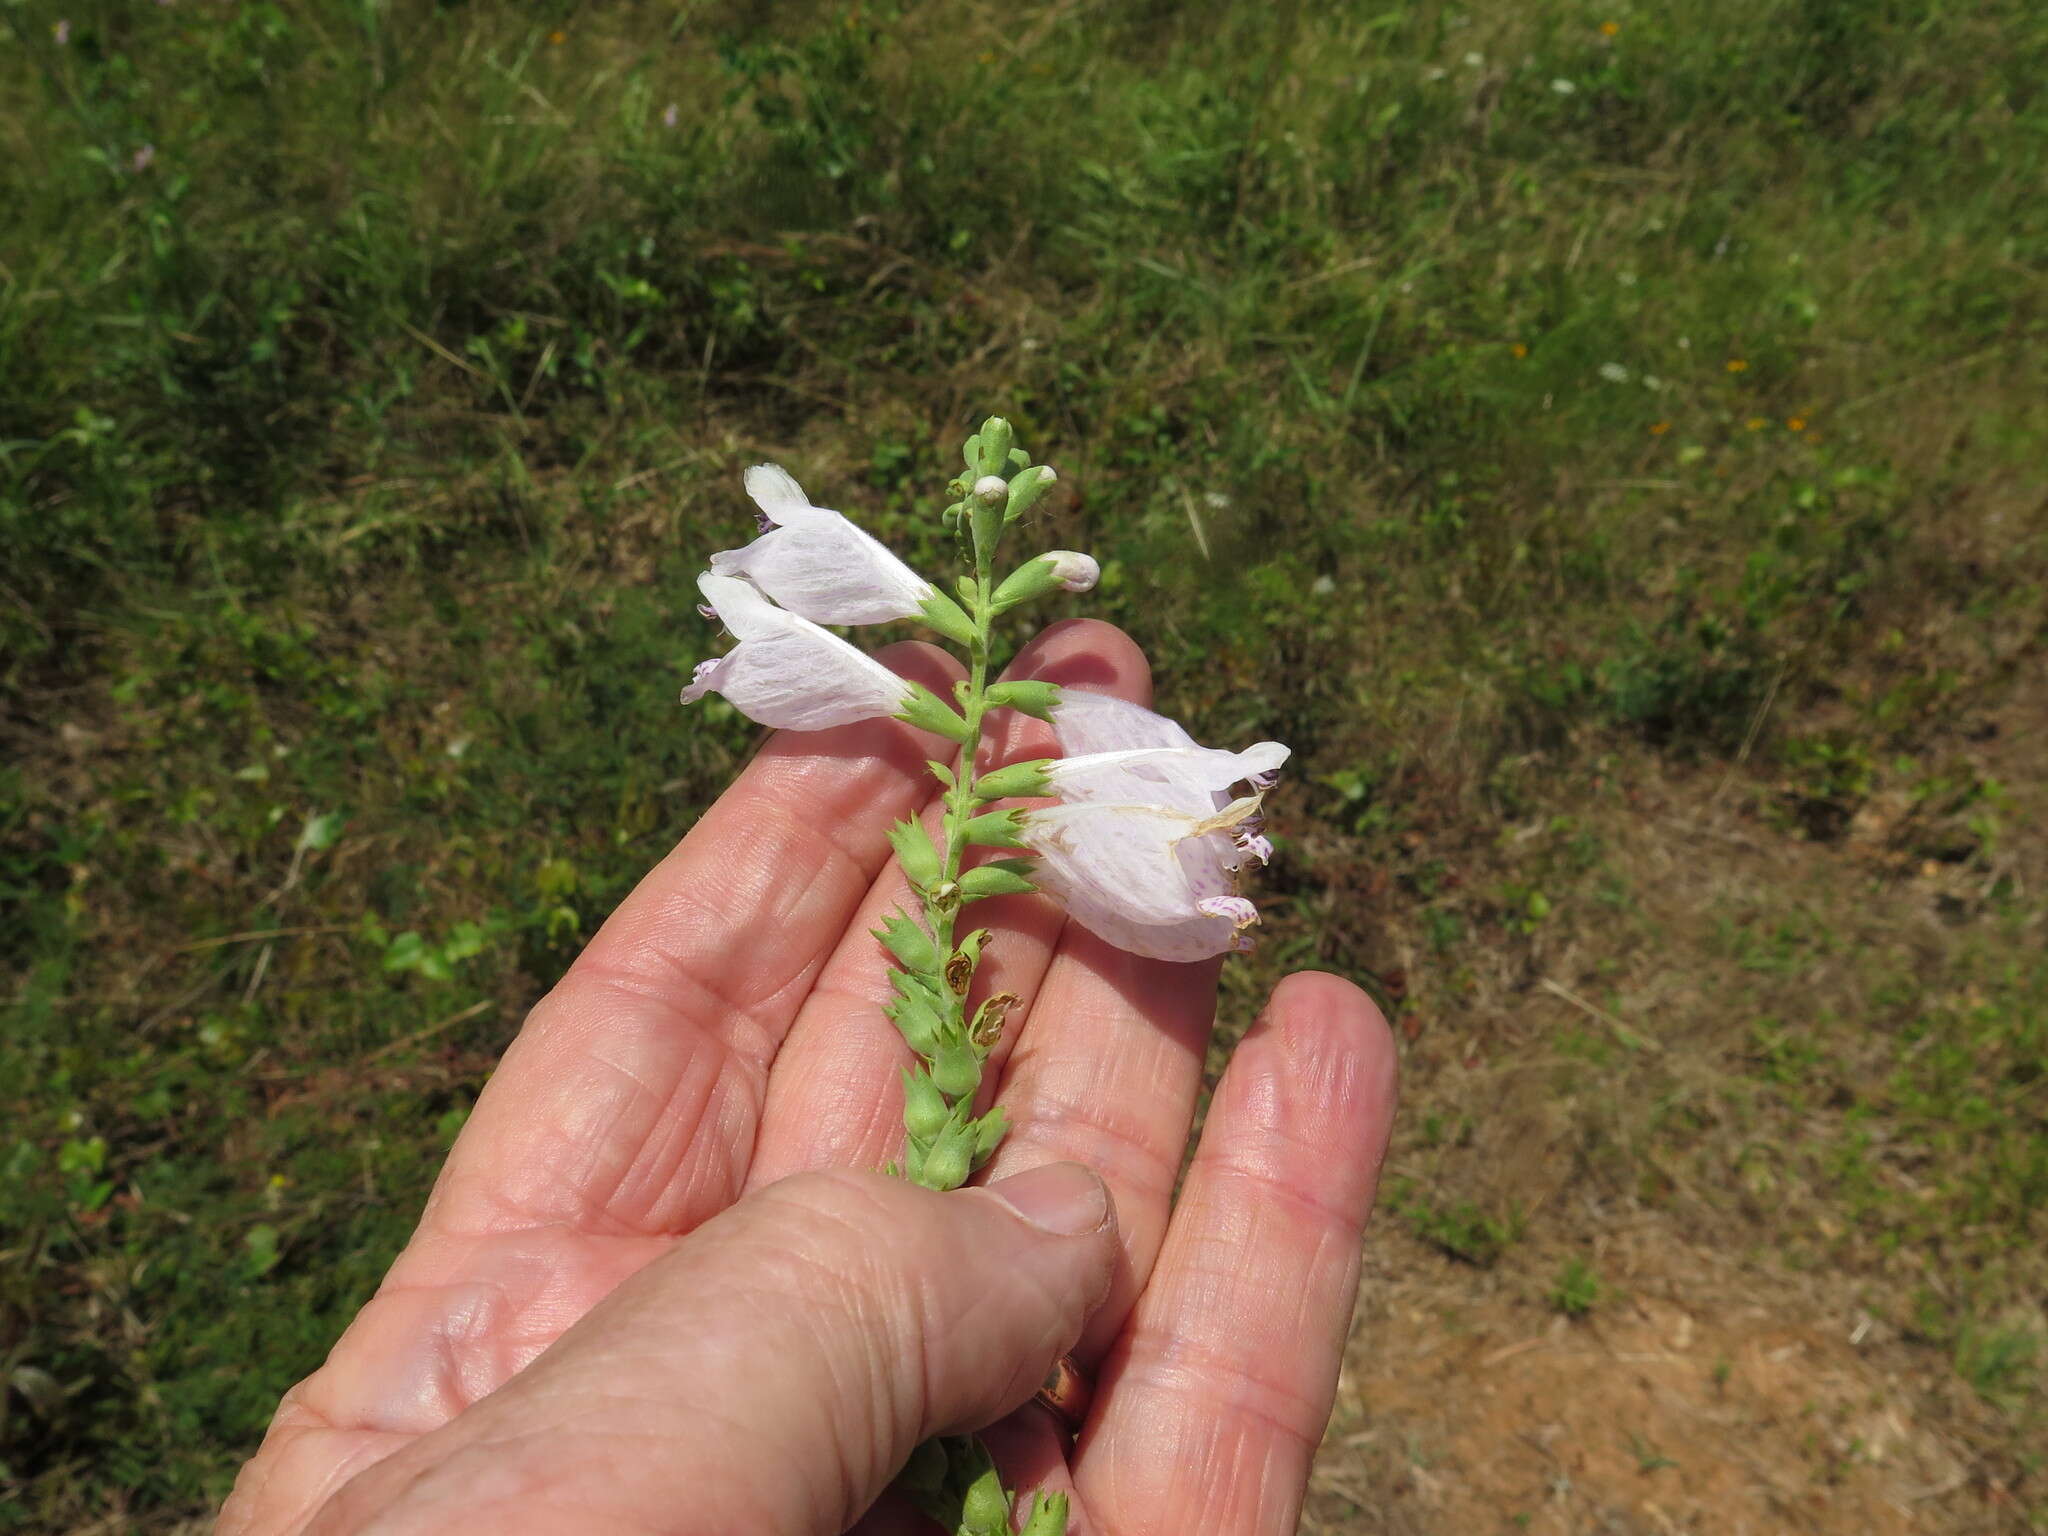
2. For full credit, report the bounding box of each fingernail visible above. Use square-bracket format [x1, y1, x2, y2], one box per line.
[987, 1162, 1110, 1236]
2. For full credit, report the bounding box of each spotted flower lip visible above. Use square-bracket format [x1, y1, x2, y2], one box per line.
[681, 573, 915, 730]
[707, 464, 936, 625]
[1016, 690, 1291, 961]
[1020, 796, 1269, 962]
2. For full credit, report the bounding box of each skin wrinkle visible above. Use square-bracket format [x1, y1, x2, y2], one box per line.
[1000, 1069, 1181, 1212]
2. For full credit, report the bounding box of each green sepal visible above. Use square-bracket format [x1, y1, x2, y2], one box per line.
[917, 589, 977, 648]
[1004, 464, 1058, 523]
[960, 1468, 1012, 1535]
[902, 1137, 927, 1185]
[931, 1038, 982, 1099]
[989, 555, 1063, 613]
[956, 575, 980, 606]
[959, 861, 1037, 899]
[971, 1104, 1009, 1165]
[927, 759, 957, 789]
[887, 817, 944, 889]
[974, 759, 1054, 800]
[1018, 1490, 1071, 1536]
[984, 680, 1061, 721]
[960, 433, 982, 472]
[902, 1067, 951, 1141]
[1009, 447, 1030, 470]
[897, 682, 971, 744]
[974, 418, 1014, 478]
[876, 910, 940, 972]
[959, 808, 1027, 848]
[919, 1118, 974, 1191]
[885, 992, 943, 1057]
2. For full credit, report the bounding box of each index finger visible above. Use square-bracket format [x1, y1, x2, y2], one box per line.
[420, 641, 965, 1241]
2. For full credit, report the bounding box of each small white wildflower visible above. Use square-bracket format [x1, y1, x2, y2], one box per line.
[1550, 77, 1577, 94]
[1463, 51, 1484, 66]
[710, 465, 935, 625]
[1599, 362, 1631, 383]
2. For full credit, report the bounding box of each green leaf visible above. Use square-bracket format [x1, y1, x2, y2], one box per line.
[296, 810, 345, 852]
[973, 759, 1053, 800]
[960, 809, 1027, 848]
[896, 681, 971, 744]
[875, 911, 940, 972]
[983, 680, 1061, 721]
[927, 759, 957, 789]
[381, 931, 428, 972]
[887, 817, 944, 889]
[958, 862, 1037, 899]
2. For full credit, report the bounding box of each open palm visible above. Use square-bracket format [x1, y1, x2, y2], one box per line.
[220, 620, 1397, 1536]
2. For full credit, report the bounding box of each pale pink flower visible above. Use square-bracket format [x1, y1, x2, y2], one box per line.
[682, 573, 914, 730]
[708, 464, 935, 625]
[1019, 691, 1289, 960]
[1021, 797, 1265, 962]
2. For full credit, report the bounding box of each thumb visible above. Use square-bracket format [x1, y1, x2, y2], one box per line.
[306, 1165, 1117, 1536]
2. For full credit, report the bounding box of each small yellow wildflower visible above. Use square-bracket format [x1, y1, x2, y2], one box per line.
[1649, 420, 1671, 435]
[1787, 416, 1807, 431]
[1746, 417, 1767, 431]
[1511, 342, 1529, 358]
[979, 50, 996, 64]
[1725, 358, 1748, 373]
[548, 28, 566, 45]
[1600, 20, 1621, 35]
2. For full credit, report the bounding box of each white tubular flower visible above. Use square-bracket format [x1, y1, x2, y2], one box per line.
[682, 573, 914, 730]
[709, 464, 935, 625]
[1020, 797, 1266, 962]
[1017, 690, 1292, 961]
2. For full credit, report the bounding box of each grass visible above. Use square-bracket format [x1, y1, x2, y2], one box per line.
[4, 0, 2046, 1528]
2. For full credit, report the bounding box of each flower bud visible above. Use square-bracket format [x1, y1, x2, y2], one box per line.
[974, 418, 1015, 477]
[1004, 464, 1057, 523]
[1047, 551, 1098, 592]
[990, 551, 1094, 612]
[972, 474, 1009, 507]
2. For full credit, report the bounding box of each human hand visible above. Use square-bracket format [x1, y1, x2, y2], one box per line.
[219, 620, 1398, 1535]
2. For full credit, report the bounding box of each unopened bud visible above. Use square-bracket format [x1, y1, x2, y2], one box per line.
[972, 474, 1009, 507]
[975, 417, 1015, 477]
[1047, 551, 1098, 592]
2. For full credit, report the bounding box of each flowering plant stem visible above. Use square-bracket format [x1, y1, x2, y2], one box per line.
[881, 421, 1071, 1536]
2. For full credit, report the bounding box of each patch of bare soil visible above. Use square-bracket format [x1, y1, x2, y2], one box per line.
[1306, 1225, 2023, 1535]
